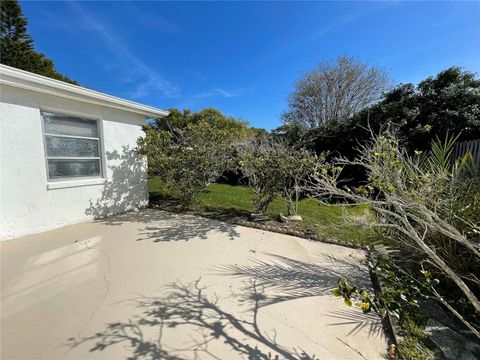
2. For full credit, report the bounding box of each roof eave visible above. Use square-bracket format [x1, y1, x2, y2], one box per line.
[0, 64, 169, 118]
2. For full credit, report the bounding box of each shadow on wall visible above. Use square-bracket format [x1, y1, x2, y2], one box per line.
[85, 145, 240, 241]
[85, 145, 147, 220]
[68, 254, 382, 359]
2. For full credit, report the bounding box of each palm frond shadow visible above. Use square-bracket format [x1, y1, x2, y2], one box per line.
[216, 253, 384, 338]
[216, 253, 370, 307]
[68, 254, 383, 359]
[326, 308, 384, 338]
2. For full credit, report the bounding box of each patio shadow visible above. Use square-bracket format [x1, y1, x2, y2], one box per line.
[91, 209, 241, 242]
[216, 253, 384, 338]
[68, 279, 318, 360]
[67, 252, 385, 359]
[136, 211, 241, 242]
[84, 145, 242, 241]
[216, 253, 369, 306]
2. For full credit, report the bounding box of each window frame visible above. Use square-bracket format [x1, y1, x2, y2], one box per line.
[40, 108, 106, 182]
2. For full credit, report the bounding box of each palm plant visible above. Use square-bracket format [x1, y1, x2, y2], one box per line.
[303, 131, 480, 338]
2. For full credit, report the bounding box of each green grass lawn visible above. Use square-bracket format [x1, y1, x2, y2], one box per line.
[148, 177, 377, 246]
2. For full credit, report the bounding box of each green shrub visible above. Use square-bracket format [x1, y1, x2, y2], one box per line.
[237, 137, 319, 214]
[138, 114, 245, 207]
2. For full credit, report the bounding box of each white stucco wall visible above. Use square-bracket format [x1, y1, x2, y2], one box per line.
[0, 85, 148, 240]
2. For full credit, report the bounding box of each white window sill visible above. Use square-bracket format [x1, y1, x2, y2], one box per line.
[47, 178, 106, 190]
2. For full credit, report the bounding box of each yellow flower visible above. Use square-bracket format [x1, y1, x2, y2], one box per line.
[361, 302, 370, 311]
[420, 270, 431, 278]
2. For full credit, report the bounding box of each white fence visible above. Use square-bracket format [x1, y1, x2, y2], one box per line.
[452, 139, 480, 170]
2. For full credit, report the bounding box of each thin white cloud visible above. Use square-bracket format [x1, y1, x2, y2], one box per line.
[69, 1, 180, 99]
[194, 88, 242, 99]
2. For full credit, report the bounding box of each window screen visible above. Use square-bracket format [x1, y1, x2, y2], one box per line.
[42, 112, 102, 180]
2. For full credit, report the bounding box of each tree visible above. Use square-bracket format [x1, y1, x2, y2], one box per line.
[401, 67, 480, 151]
[138, 109, 253, 207]
[237, 136, 318, 214]
[150, 108, 269, 187]
[282, 55, 390, 127]
[307, 67, 480, 159]
[0, 0, 77, 84]
[139, 121, 235, 207]
[151, 108, 257, 139]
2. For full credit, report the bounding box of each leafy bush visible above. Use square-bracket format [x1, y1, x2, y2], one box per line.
[237, 137, 319, 214]
[138, 112, 245, 207]
[333, 259, 434, 359]
[334, 260, 439, 321]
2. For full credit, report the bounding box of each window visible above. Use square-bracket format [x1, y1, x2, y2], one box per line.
[42, 111, 103, 180]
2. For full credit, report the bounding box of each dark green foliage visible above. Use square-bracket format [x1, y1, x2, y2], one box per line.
[151, 108, 265, 137]
[271, 124, 309, 147]
[0, 0, 78, 84]
[0, 0, 32, 45]
[279, 67, 480, 161]
[354, 67, 480, 153]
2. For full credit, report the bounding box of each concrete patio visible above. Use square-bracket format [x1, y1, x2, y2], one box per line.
[1, 209, 386, 359]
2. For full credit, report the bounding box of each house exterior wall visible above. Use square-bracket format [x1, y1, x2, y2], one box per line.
[1, 85, 148, 240]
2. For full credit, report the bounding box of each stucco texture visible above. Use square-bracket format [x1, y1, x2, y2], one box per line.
[0, 85, 148, 240]
[1, 209, 386, 359]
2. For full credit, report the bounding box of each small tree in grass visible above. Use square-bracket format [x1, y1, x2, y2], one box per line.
[237, 137, 318, 215]
[138, 120, 237, 207]
[303, 131, 480, 339]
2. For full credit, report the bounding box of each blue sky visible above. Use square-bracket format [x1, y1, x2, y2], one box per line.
[21, 1, 480, 130]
